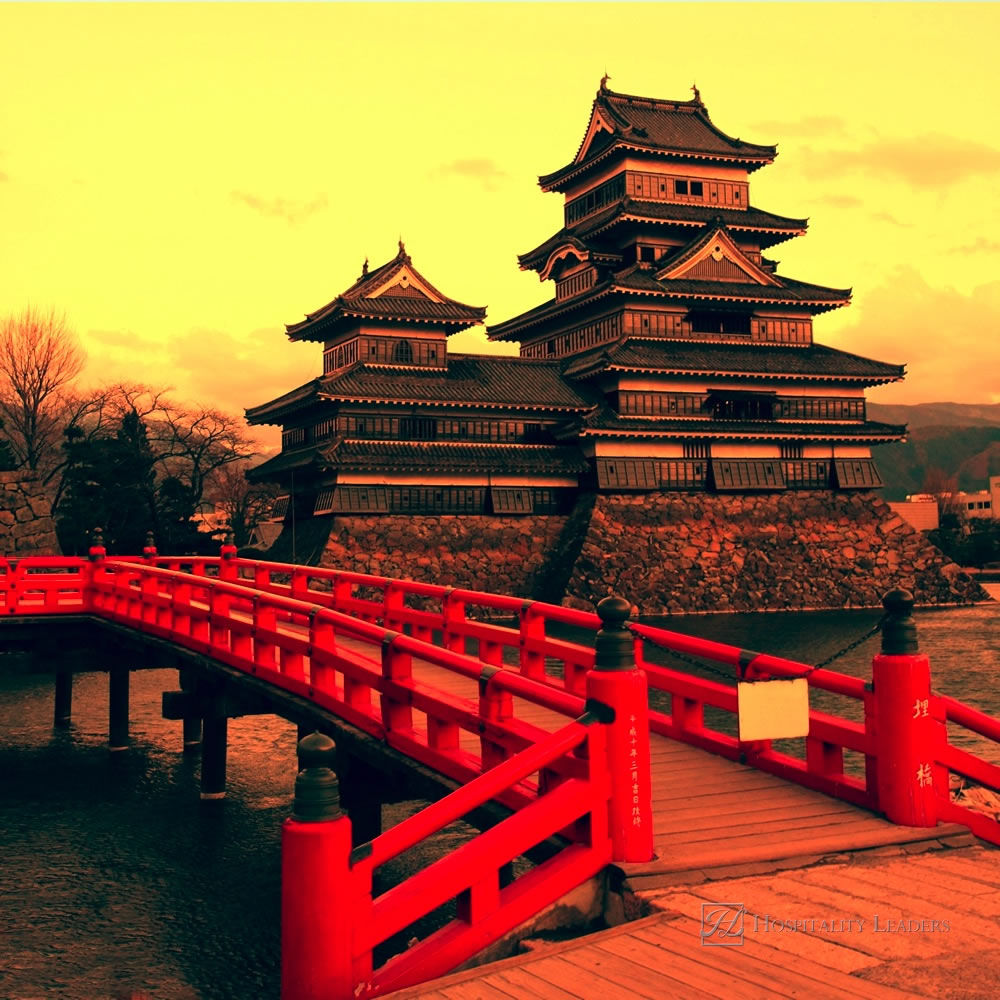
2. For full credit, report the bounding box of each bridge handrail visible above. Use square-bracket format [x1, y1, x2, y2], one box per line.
[345, 714, 611, 996]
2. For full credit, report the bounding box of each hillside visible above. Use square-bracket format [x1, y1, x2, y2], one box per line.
[868, 402, 1000, 500]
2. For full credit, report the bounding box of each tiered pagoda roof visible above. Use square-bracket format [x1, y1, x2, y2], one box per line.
[318, 355, 592, 411]
[539, 83, 776, 191]
[519, 200, 808, 272]
[286, 242, 486, 342]
[563, 340, 904, 384]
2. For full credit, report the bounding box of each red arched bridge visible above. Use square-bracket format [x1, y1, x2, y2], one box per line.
[2, 542, 999, 999]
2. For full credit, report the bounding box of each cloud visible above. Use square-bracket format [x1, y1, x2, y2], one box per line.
[949, 237, 1000, 256]
[814, 194, 863, 210]
[166, 326, 316, 417]
[88, 328, 161, 349]
[869, 211, 912, 228]
[751, 115, 848, 139]
[231, 192, 328, 225]
[799, 135, 1000, 188]
[830, 269, 1000, 404]
[434, 158, 510, 191]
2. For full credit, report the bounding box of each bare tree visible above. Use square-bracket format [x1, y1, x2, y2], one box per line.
[205, 460, 279, 548]
[0, 307, 85, 471]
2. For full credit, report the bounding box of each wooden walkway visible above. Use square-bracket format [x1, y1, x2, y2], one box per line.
[385, 845, 1000, 999]
[403, 653, 967, 879]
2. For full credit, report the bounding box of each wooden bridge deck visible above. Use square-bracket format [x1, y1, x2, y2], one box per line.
[401, 653, 967, 878]
[385, 845, 1000, 1000]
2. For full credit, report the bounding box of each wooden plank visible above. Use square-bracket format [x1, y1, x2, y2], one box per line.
[639, 919, 925, 999]
[641, 889, 878, 975]
[437, 980, 517, 1000]
[784, 866, 1000, 946]
[702, 876, 944, 961]
[646, 823, 952, 874]
[652, 797, 861, 829]
[654, 807, 879, 844]
[525, 950, 704, 1000]
[487, 967, 583, 1000]
[593, 927, 768, 1000]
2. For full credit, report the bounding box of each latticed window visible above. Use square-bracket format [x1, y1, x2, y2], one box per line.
[780, 443, 804, 460]
[269, 495, 290, 521]
[833, 460, 883, 489]
[491, 488, 533, 513]
[393, 340, 413, 363]
[711, 459, 785, 491]
[683, 441, 710, 459]
[313, 489, 336, 515]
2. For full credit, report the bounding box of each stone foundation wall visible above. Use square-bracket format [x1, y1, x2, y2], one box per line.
[312, 492, 986, 614]
[320, 514, 570, 598]
[565, 491, 985, 614]
[0, 471, 61, 555]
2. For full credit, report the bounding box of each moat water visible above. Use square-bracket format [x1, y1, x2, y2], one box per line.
[1, 594, 998, 999]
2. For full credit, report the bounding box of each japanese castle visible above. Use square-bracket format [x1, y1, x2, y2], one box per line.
[246, 82, 905, 524]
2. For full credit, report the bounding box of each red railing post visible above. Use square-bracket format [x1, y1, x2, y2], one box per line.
[85, 527, 107, 612]
[585, 595, 654, 863]
[870, 589, 939, 827]
[281, 732, 355, 1000]
[519, 600, 546, 679]
[442, 588, 466, 654]
[143, 531, 158, 565]
[219, 534, 238, 582]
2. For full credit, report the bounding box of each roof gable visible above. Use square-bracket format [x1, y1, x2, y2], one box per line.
[657, 225, 781, 287]
[364, 263, 444, 303]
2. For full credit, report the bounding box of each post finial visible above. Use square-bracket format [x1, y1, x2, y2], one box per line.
[881, 588, 918, 655]
[293, 731, 342, 822]
[594, 594, 635, 672]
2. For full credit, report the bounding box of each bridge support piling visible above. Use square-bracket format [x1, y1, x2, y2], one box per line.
[183, 717, 202, 753]
[339, 756, 383, 846]
[282, 732, 354, 1000]
[201, 715, 228, 800]
[871, 588, 939, 827]
[586, 595, 654, 864]
[109, 668, 130, 751]
[54, 670, 73, 725]
[179, 669, 202, 752]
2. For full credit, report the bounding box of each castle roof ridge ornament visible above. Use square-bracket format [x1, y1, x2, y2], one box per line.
[691, 82, 702, 105]
[600, 72, 610, 93]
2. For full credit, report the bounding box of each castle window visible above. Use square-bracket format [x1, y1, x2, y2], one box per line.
[394, 340, 413, 363]
[690, 181, 704, 197]
[640, 246, 657, 262]
[683, 441, 710, 459]
[269, 495, 290, 522]
[399, 417, 437, 440]
[780, 443, 804, 460]
[675, 180, 688, 195]
[313, 489, 336, 515]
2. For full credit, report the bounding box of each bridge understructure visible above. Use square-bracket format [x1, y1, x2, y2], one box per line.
[2, 546, 999, 999]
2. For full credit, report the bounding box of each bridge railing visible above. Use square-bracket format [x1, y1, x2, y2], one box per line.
[192, 556, 1000, 842]
[85, 559, 588, 807]
[313, 714, 613, 999]
[5, 552, 1000, 848]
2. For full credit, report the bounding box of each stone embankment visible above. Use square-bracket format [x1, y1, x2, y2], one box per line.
[321, 514, 569, 599]
[565, 491, 985, 614]
[316, 492, 986, 615]
[0, 472, 60, 555]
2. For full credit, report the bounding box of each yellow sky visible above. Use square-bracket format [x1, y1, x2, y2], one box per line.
[2, 3, 999, 447]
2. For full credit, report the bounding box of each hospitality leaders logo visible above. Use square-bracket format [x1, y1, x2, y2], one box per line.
[700, 903, 745, 946]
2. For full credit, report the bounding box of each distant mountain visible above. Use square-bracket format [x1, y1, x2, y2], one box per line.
[868, 401, 1000, 429]
[868, 402, 1000, 500]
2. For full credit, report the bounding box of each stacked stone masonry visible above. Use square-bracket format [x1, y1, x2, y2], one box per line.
[0, 472, 60, 555]
[319, 492, 986, 615]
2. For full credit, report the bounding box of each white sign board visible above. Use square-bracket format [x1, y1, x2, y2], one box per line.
[737, 677, 810, 741]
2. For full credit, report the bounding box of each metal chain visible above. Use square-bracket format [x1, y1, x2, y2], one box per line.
[652, 614, 887, 683]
